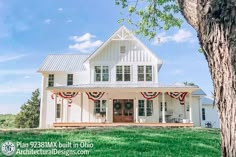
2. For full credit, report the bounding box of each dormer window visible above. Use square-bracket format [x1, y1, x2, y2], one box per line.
[120, 46, 126, 54]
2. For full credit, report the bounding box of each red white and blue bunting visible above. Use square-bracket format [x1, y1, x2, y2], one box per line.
[86, 92, 105, 101]
[166, 92, 188, 105]
[141, 92, 160, 100]
[51, 92, 78, 104]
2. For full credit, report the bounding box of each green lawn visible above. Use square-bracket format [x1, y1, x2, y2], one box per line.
[0, 127, 220, 157]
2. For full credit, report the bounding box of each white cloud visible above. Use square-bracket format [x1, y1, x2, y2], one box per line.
[70, 33, 96, 42]
[44, 19, 51, 24]
[0, 54, 28, 63]
[65, 19, 72, 23]
[0, 69, 35, 75]
[153, 29, 194, 44]
[58, 8, 63, 11]
[69, 33, 103, 53]
[69, 40, 103, 53]
[0, 83, 39, 95]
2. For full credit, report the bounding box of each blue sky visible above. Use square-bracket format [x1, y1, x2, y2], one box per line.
[0, 0, 213, 114]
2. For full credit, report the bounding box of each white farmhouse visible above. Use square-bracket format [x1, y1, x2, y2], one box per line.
[201, 96, 220, 128]
[38, 26, 207, 128]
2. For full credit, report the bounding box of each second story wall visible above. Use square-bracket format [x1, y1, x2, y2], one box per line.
[89, 40, 160, 84]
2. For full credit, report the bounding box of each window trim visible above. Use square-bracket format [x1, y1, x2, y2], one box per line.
[137, 65, 153, 82]
[56, 103, 61, 119]
[48, 74, 54, 87]
[94, 100, 107, 114]
[120, 46, 126, 54]
[67, 74, 73, 86]
[94, 66, 109, 82]
[202, 108, 206, 120]
[138, 100, 153, 117]
[138, 100, 145, 116]
[116, 65, 131, 82]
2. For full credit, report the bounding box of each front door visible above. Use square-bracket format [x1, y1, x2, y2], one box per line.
[113, 99, 134, 122]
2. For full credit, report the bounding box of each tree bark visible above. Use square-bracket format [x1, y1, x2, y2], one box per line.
[178, 0, 236, 156]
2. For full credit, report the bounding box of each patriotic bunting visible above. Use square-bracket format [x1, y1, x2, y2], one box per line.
[166, 92, 188, 105]
[58, 92, 78, 99]
[141, 92, 160, 100]
[86, 92, 105, 101]
[51, 92, 78, 103]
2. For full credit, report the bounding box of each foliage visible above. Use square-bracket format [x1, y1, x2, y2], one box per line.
[15, 89, 40, 128]
[116, 0, 182, 39]
[0, 114, 15, 128]
[0, 127, 220, 157]
[183, 81, 196, 86]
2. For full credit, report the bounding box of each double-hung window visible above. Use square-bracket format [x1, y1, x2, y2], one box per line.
[124, 66, 131, 81]
[138, 65, 152, 81]
[138, 66, 145, 81]
[67, 74, 73, 85]
[48, 74, 54, 87]
[146, 66, 152, 81]
[116, 65, 131, 81]
[95, 66, 109, 82]
[138, 100, 153, 116]
[94, 100, 107, 114]
[138, 100, 145, 116]
[146, 100, 153, 116]
[56, 104, 61, 118]
[116, 66, 123, 81]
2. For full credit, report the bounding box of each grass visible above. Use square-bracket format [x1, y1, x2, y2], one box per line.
[0, 127, 220, 157]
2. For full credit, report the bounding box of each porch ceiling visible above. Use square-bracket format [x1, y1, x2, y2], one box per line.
[47, 83, 200, 93]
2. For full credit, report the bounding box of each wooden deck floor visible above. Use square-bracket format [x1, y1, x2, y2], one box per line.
[53, 122, 194, 127]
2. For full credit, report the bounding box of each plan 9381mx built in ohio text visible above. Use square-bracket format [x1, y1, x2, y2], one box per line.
[38, 26, 206, 128]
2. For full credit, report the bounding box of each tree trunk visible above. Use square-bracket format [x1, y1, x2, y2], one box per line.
[178, 0, 236, 156]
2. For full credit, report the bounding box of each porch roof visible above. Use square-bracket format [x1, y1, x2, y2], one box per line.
[47, 83, 200, 93]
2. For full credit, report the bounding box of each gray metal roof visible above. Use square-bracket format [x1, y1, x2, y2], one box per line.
[38, 54, 89, 72]
[201, 96, 214, 105]
[192, 89, 206, 96]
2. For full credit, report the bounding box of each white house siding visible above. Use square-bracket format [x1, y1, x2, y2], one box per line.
[39, 26, 204, 128]
[89, 40, 159, 84]
[201, 105, 220, 128]
[41, 92, 201, 127]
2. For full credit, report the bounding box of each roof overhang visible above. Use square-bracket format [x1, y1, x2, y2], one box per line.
[47, 84, 200, 93]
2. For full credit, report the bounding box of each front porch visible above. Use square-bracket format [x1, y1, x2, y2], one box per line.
[53, 122, 194, 127]
[41, 84, 201, 128]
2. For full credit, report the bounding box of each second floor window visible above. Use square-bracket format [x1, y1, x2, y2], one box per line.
[116, 65, 131, 81]
[48, 74, 54, 87]
[138, 65, 152, 81]
[67, 74, 73, 85]
[95, 66, 109, 82]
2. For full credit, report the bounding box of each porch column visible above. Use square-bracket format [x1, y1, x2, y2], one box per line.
[135, 98, 138, 123]
[54, 93, 57, 122]
[81, 93, 83, 122]
[61, 99, 64, 122]
[189, 92, 193, 123]
[106, 106, 108, 123]
[162, 92, 166, 123]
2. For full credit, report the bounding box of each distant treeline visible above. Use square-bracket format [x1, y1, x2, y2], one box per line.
[0, 114, 16, 128]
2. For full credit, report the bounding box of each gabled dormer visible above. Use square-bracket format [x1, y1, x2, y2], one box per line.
[84, 26, 163, 84]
